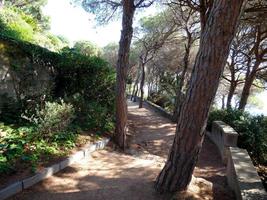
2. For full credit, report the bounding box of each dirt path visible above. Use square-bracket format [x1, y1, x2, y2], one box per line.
[10, 100, 234, 200]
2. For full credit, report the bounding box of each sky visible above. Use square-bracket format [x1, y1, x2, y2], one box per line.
[42, 0, 121, 47]
[42, 0, 158, 47]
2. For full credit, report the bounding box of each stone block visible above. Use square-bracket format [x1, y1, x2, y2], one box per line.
[22, 164, 60, 189]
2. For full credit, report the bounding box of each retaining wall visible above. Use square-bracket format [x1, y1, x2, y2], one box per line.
[208, 121, 267, 200]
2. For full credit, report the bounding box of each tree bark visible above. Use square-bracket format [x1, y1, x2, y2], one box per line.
[222, 95, 225, 109]
[139, 62, 145, 108]
[226, 50, 238, 109]
[155, 0, 244, 193]
[238, 69, 257, 110]
[115, 0, 135, 149]
[226, 80, 237, 109]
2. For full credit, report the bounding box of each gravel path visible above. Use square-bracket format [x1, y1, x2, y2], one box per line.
[10, 100, 234, 200]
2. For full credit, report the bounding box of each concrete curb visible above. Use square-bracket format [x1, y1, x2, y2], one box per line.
[0, 137, 110, 200]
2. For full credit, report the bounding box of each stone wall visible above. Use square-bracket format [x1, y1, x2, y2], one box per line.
[206, 121, 238, 164]
[208, 121, 267, 200]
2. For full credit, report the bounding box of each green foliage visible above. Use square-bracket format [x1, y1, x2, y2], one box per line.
[0, 0, 116, 177]
[34, 100, 75, 139]
[82, 101, 114, 132]
[5, 0, 50, 31]
[73, 40, 102, 57]
[207, 109, 248, 131]
[0, 121, 78, 174]
[148, 91, 174, 112]
[0, 6, 66, 51]
[0, 7, 35, 41]
[208, 109, 267, 165]
[0, 35, 116, 133]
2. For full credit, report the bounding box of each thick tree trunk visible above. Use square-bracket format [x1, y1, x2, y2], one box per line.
[155, 0, 244, 193]
[139, 62, 145, 108]
[115, 0, 135, 149]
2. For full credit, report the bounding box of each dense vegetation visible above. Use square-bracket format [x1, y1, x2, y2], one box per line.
[0, 5, 115, 175]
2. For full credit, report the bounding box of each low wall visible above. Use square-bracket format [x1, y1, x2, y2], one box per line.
[130, 96, 173, 120]
[206, 121, 238, 164]
[208, 121, 267, 200]
[144, 100, 173, 120]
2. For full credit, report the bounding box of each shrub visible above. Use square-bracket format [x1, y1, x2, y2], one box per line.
[0, 7, 35, 42]
[35, 100, 75, 139]
[83, 102, 115, 132]
[0, 122, 78, 174]
[148, 91, 173, 111]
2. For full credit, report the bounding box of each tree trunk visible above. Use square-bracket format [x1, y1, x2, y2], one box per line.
[155, 0, 244, 193]
[131, 84, 136, 101]
[226, 80, 237, 109]
[131, 63, 141, 101]
[222, 95, 225, 109]
[238, 29, 261, 111]
[238, 70, 257, 110]
[115, 0, 135, 149]
[172, 30, 192, 122]
[139, 62, 145, 108]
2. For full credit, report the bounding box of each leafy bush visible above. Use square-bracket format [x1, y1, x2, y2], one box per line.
[0, 7, 35, 42]
[0, 122, 78, 174]
[84, 102, 114, 132]
[148, 91, 174, 111]
[54, 50, 116, 132]
[34, 100, 75, 139]
[207, 109, 248, 131]
[208, 109, 267, 165]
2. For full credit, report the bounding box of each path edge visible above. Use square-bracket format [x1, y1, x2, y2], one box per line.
[0, 137, 110, 200]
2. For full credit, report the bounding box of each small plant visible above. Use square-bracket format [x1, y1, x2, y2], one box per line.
[35, 100, 75, 139]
